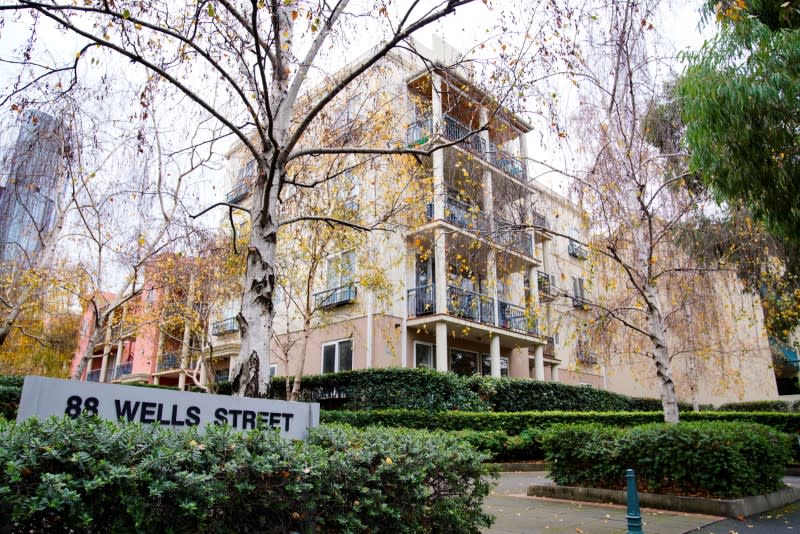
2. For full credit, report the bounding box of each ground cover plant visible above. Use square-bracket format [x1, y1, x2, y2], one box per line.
[0, 416, 494, 533]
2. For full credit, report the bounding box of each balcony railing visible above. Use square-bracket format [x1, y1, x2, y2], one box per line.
[447, 285, 494, 326]
[215, 369, 230, 383]
[488, 143, 527, 181]
[494, 219, 534, 257]
[115, 361, 133, 378]
[212, 317, 239, 336]
[577, 349, 599, 365]
[407, 117, 433, 146]
[157, 352, 197, 372]
[572, 296, 591, 309]
[86, 369, 101, 382]
[407, 284, 435, 317]
[537, 271, 556, 301]
[226, 180, 250, 204]
[314, 284, 357, 309]
[568, 240, 588, 260]
[532, 211, 549, 232]
[498, 301, 539, 336]
[442, 115, 486, 154]
[444, 196, 490, 234]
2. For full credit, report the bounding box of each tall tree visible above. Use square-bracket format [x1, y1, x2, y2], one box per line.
[1, 0, 573, 395]
[679, 0, 800, 242]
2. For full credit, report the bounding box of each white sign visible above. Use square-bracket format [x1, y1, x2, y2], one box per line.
[17, 376, 320, 440]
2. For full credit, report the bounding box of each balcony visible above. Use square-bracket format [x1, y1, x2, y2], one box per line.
[158, 352, 197, 372]
[314, 284, 357, 309]
[86, 369, 101, 382]
[577, 349, 599, 365]
[115, 361, 133, 378]
[568, 239, 588, 260]
[498, 301, 538, 336]
[532, 211, 550, 232]
[407, 284, 435, 318]
[226, 180, 250, 204]
[444, 196, 490, 234]
[537, 271, 556, 302]
[407, 114, 527, 181]
[447, 285, 494, 326]
[494, 219, 534, 257]
[212, 317, 239, 336]
[215, 369, 230, 383]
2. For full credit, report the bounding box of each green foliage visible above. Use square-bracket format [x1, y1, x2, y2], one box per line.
[269, 368, 488, 411]
[0, 416, 494, 533]
[268, 368, 671, 413]
[450, 428, 545, 462]
[542, 421, 791, 498]
[322, 409, 800, 435]
[0, 385, 20, 420]
[717, 400, 800, 412]
[0, 376, 24, 388]
[679, 1, 800, 243]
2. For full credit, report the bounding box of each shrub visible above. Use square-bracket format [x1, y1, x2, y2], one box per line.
[0, 385, 21, 420]
[716, 400, 795, 412]
[0, 416, 494, 533]
[448, 429, 545, 462]
[542, 422, 791, 498]
[268, 368, 488, 411]
[321, 409, 800, 435]
[0, 375, 24, 389]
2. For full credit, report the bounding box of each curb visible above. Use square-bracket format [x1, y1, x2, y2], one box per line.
[527, 484, 800, 518]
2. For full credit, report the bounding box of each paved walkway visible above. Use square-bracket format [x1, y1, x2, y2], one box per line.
[483, 472, 800, 534]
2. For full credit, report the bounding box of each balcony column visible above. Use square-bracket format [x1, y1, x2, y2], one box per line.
[487, 249, 499, 326]
[435, 321, 448, 372]
[534, 344, 545, 381]
[529, 265, 540, 310]
[490, 335, 501, 378]
[432, 73, 445, 221]
[434, 228, 447, 314]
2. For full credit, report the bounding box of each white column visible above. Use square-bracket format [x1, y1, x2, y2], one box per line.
[487, 249, 498, 326]
[490, 335, 501, 378]
[99, 353, 109, 383]
[436, 321, 448, 372]
[432, 73, 445, 221]
[434, 228, 447, 314]
[534, 344, 545, 381]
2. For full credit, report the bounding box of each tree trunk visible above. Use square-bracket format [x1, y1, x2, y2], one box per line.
[645, 284, 680, 423]
[231, 165, 281, 397]
[71, 313, 107, 380]
[290, 318, 311, 401]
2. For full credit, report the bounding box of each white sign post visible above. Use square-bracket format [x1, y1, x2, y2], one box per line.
[17, 376, 320, 440]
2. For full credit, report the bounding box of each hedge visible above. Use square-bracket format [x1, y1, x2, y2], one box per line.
[0, 416, 495, 533]
[716, 400, 800, 412]
[542, 422, 791, 498]
[267, 368, 684, 412]
[321, 409, 800, 435]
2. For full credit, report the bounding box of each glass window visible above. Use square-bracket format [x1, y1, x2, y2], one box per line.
[449, 349, 478, 376]
[322, 339, 353, 374]
[326, 251, 356, 289]
[481, 355, 509, 377]
[414, 342, 434, 369]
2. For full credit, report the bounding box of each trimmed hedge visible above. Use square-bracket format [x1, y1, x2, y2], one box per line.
[0, 416, 495, 533]
[321, 409, 800, 435]
[451, 428, 545, 462]
[716, 400, 800, 412]
[542, 422, 791, 498]
[268, 368, 683, 412]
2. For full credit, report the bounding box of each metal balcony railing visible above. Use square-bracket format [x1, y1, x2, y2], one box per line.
[86, 369, 101, 382]
[211, 317, 239, 336]
[226, 180, 250, 203]
[157, 352, 197, 372]
[572, 296, 591, 309]
[537, 271, 556, 300]
[442, 115, 486, 154]
[444, 196, 490, 234]
[215, 370, 230, 383]
[488, 143, 527, 181]
[498, 300, 539, 336]
[407, 284, 435, 317]
[406, 117, 433, 146]
[577, 349, 599, 365]
[447, 285, 494, 326]
[568, 240, 588, 260]
[115, 361, 133, 378]
[314, 284, 357, 309]
[494, 219, 534, 257]
[532, 211, 549, 232]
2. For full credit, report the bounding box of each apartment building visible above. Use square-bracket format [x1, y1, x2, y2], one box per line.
[210, 37, 605, 388]
[70, 255, 228, 389]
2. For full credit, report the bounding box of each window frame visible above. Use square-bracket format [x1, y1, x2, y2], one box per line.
[413, 340, 435, 369]
[321, 338, 354, 374]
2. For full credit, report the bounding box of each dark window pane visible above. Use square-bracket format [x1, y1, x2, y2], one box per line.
[416, 344, 433, 368]
[338, 340, 353, 371]
[450, 349, 478, 376]
[322, 345, 336, 374]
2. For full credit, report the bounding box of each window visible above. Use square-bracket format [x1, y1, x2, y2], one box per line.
[269, 364, 278, 377]
[326, 250, 355, 290]
[414, 341, 434, 369]
[449, 349, 479, 376]
[322, 339, 353, 374]
[481, 354, 509, 377]
[572, 277, 587, 308]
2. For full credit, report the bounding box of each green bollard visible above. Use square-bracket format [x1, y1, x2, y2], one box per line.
[626, 468, 643, 534]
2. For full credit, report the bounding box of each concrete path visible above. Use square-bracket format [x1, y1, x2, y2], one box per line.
[483, 472, 800, 534]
